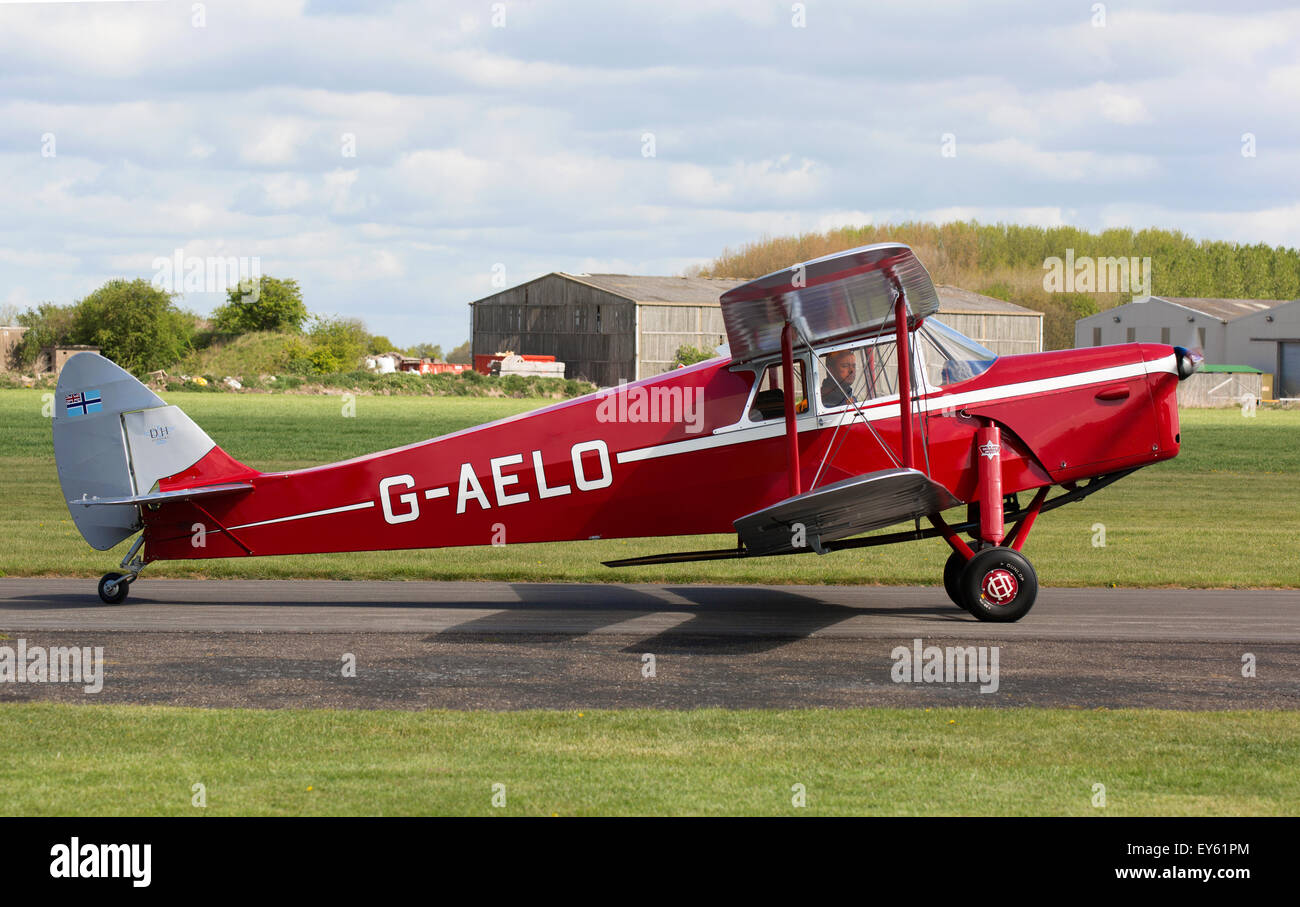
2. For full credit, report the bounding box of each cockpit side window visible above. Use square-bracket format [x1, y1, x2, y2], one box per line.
[746, 358, 809, 422]
[817, 339, 906, 410]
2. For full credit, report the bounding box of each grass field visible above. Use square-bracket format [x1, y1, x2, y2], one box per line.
[3, 391, 1296, 818]
[2, 703, 1296, 816]
[1, 389, 1297, 587]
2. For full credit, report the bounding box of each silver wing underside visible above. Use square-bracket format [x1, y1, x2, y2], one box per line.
[734, 468, 962, 556]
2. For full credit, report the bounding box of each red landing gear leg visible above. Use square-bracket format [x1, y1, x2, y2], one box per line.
[1005, 486, 1049, 552]
[936, 424, 1046, 623]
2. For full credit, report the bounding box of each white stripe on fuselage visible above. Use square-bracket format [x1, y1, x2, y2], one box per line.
[226, 500, 375, 531]
[210, 355, 1176, 531]
[615, 356, 1172, 465]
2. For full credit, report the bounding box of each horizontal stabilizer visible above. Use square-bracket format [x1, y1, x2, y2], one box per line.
[69, 482, 254, 508]
[734, 468, 962, 556]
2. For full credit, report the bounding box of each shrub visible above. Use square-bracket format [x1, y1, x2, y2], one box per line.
[18, 280, 195, 375]
[211, 276, 308, 335]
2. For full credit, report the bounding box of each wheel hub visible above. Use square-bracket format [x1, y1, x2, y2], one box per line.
[981, 568, 1019, 605]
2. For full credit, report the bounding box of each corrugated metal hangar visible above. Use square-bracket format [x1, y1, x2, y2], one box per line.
[930, 286, 1043, 357]
[1074, 295, 1300, 397]
[470, 273, 742, 387]
[471, 273, 1043, 387]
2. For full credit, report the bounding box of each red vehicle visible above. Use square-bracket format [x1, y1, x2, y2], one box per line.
[53, 243, 1200, 620]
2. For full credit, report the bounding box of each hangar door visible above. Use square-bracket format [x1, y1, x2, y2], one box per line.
[1281, 342, 1300, 398]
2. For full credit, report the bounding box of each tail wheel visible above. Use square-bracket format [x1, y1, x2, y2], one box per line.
[98, 572, 130, 605]
[942, 551, 969, 610]
[959, 547, 1037, 622]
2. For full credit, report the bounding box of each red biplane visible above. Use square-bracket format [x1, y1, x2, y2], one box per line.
[54, 243, 1200, 620]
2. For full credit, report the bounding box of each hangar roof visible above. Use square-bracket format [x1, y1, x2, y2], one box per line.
[565, 273, 747, 304]
[1142, 296, 1292, 322]
[934, 285, 1042, 316]
[471, 272, 1046, 321]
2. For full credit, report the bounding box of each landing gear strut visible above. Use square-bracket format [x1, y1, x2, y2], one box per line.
[936, 522, 1041, 622]
[97, 534, 146, 605]
[931, 423, 1050, 622]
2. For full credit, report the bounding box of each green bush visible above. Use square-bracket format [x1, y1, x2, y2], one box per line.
[17, 279, 196, 375]
[673, 344, 716, 367]
[211, 276, 308, 335]
[14, 302, 78, 365]
[156, 365, 594, 399]
[283, 316, 369, 376]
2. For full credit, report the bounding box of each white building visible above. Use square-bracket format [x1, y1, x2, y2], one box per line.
[1075, 295, 1300, 397]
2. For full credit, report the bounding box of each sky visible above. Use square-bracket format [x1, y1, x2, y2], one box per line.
[0, 0, 1297, 349]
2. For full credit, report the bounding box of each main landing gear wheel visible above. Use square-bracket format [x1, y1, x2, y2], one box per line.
[958, 547, 1037, 623]
[98, 572, 131, 605]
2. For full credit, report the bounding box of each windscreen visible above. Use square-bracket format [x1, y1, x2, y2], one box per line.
[918, 318, 998, 387]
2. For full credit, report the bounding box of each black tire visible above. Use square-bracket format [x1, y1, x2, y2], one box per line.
[958, 547, 1037, 623]
[943, 551, 968, 609]
[98, 572, 130, 605]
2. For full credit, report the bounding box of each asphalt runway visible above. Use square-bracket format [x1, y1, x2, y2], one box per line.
[1, 578, 1297, 709]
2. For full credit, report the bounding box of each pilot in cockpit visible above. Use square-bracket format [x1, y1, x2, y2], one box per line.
[821, 349, 857, 408]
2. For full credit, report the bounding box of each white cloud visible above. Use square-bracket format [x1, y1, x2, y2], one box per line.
[262, 174, 316, 209]
[0, 1, 1296, 349]
[1096, 90, 1149, 125]
[967, 139, 1158, 182]
[1263, 64, 1300, 102]
[241, 121, 310, 166]
[1100, 202, 1300, 249]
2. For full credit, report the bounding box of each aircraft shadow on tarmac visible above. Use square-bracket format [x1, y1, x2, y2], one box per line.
[3, 582, 970, 653]
[427, 584, 967, 654]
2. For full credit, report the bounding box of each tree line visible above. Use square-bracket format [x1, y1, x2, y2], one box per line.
[10, 276, 469, 376]
[691, 222, 1300, 349]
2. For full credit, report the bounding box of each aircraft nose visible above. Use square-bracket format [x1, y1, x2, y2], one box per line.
[1172, 345, 1203, 381]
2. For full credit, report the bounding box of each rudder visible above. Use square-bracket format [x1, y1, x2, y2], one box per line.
[53, 353, 255, 550]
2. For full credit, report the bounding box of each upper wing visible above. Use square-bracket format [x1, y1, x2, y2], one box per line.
[719, 242, 941, 362]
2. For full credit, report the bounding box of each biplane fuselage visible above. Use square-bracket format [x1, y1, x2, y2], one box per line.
[136, 338, 1181, 562]
[55, 242, 1196, 619]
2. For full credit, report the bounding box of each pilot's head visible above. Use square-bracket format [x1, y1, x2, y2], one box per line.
[825, 350, 856, 387]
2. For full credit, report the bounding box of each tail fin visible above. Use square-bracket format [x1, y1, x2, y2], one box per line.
[53, 353, 256, 550]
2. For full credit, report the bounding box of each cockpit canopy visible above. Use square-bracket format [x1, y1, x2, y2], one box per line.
[739, 317, 998, 425]
[917, 317, 998, 387]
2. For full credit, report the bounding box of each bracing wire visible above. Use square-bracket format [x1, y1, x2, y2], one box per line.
[794, 317, 902, 491]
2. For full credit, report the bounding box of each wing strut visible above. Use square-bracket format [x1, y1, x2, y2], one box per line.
[893, 285, 915, 470]
[780, 320, 801, 497]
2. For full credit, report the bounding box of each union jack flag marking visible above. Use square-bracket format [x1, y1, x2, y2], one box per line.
[65, 390, 103, 417]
